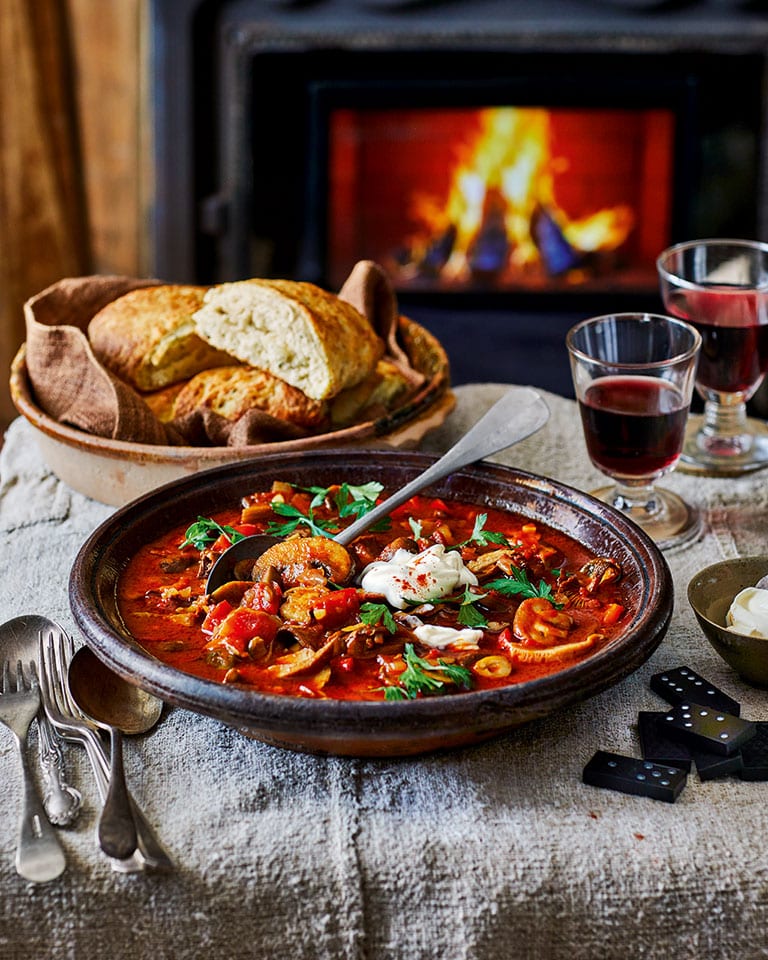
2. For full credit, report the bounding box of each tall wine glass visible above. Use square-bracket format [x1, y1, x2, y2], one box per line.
[567, 313, 701, 550]
[657, 239, 768, 476]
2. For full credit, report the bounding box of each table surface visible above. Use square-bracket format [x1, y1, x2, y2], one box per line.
[2, 382, 768, 960]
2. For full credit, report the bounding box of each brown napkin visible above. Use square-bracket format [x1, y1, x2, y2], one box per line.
[339, 260, 426, 389]
[24, 275, 181, 444]
[23, 264, 424, 447]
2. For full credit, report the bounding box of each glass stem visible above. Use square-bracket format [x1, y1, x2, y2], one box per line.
[699, 397, 752, 455]
[610, 482, 662, 519]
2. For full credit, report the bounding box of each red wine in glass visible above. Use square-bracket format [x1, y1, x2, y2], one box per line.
[666, 286, 768, 394]
[578, 375, 689, 477]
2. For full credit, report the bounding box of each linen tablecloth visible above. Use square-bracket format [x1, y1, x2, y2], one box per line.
[1, 382, 768, 960]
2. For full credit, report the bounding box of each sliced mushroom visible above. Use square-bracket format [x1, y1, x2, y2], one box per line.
[252, 536, 353, 588]
[578, 558, 622, 593]
[505, 634, 598, 664]
[266, 635, 344, 678]
[512, 597, 573, 647]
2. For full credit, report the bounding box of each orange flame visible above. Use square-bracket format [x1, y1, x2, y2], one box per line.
[402, 107, 634, 284]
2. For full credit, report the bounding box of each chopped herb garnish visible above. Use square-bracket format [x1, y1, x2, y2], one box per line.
[265, 502, 337, 539]
[485, 566, 562, 607]
[336, 482, 390, 531]
[180, 517, 245, 551]
[452, 513, 509, 550]
[359, 601, 398, 634]
[382, 644, 473, 700]
[456, 586, 489, 628]
[298, 482, 391, 532]
[408, 517, 423, 539]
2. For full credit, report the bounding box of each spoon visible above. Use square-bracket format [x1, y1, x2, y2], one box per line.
[206, 386, 550, 593]
[67, 646, 163, 861]
[0, 615, 83, 827]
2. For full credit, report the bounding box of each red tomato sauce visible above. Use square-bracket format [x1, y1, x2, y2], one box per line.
[117, 483, 630, 701]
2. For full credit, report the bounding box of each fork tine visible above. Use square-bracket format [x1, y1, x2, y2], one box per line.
[21, 660, 33, 691]
[2, 659, 9, 692]
[39, 632, 66, 722]
[15, 659, 23, 692]
[56, 635, 84, 721]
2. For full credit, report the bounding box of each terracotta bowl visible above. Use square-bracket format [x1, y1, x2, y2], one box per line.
[9, 316, 452, 506]
[69, 450, 673, 757]
[688, 556, 768, 687]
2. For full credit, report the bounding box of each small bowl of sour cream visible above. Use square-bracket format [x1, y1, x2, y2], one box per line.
[688, 556, 768, 687]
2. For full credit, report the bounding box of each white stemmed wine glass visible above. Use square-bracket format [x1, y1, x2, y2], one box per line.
[567, 312, 701, 551]
[657, 238, 768, 476]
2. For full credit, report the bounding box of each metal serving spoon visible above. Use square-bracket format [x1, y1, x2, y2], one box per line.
[206, 386, 550, 594]
[67, 646, 163, 861]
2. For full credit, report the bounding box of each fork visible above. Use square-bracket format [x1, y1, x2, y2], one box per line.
[38, 629, 174, 873]
[0, 660, 67, 882]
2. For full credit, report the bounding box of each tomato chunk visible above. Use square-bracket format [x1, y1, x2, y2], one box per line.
[201, 600, 233, 635]
[311, 588, 360, 629]
[213, 608, 281, 654]
[244, 581, 283, 616]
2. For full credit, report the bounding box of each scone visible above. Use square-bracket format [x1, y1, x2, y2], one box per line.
[166, 365, 328, 430]
[329, 360, 413, 426]
[88, 284, 236, 390]
[191, 279, 384, 400]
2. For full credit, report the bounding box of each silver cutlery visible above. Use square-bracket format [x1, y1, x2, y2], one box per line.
[0, 660, 67, 882]
[34, 669, 83, 827]
[38, 629, 174, 872]
[0, 616, 82, 828]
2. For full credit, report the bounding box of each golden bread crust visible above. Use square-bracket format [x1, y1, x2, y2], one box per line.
[329, 360, 413, 426]
[192, 279, 384, 400]
[169, 365, 328, 429]
[88, 285, 235, 390]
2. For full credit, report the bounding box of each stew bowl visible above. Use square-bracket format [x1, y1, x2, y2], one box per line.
[69, 450, 673, 757]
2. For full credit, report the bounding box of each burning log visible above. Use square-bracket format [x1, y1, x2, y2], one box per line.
[530, 204, 583, 277]
[467, 188, 512, 282]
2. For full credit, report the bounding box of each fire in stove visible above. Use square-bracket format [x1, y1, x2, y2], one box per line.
[394, 108, 635, 287]
[328, 104, 674, 293]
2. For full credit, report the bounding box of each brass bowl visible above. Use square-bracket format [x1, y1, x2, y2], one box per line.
[10, 315, 452, 506]
[69, 450, 673, 757]
[688, 556, 768, 687]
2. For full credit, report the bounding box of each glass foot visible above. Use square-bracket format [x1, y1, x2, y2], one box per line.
[590, 484, 702, 551]
[677, 415, 768, 477]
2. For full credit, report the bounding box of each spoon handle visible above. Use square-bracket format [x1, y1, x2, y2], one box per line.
[336, 387, 550, 546]
[37, 712, 82, 827]
[98, 727, 138, 861]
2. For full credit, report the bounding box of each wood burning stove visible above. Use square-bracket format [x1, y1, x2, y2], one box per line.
[149, 0, 768, 393]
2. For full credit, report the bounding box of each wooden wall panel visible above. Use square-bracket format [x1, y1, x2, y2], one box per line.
[67, 0, 144, 278]
[0, 0, 92, 429]
[0, 0, 144, 433]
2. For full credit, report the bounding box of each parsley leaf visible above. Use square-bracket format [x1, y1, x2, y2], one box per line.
[383, 644, 473, 700]
[180, 517, 245, 551]
[343, 481, 384, 504]
[265, 502, 337, 539]
[359, 601, 398, 634]
[336, 482, 390, 532]
[299, 481, 390, 531]
[485, 567, 562, 607]
[452, 513, 509, 550]
[454, 585, 488, 628]
[408, 517, 423, 539]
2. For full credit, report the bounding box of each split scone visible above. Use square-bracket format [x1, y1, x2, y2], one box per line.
[191, 279, 384, 401]
[88, 284, 236, 391]
[162, 365, 328, 430]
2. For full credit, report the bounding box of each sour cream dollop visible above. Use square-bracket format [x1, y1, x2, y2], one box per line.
[412, 623, 484, 650]
[359, 543, 478, 609]
[726, 586, 768, 638]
